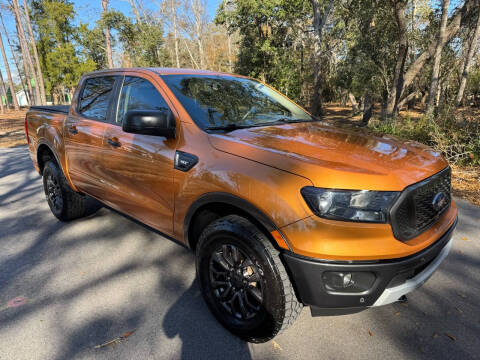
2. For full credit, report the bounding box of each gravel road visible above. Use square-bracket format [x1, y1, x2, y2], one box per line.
[1, 146, 479, 360]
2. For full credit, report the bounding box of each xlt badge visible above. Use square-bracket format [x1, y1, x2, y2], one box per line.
[174, 151, 199, 172]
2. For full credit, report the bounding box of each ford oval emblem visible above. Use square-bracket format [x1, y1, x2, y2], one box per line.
[432, 192, 448, 211]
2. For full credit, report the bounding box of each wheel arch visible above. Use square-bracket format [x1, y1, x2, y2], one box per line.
[184, 192, 290, 251]
[36, 141, 60, 175]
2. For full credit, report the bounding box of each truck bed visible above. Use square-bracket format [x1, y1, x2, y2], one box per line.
[29, 105, 70, 114]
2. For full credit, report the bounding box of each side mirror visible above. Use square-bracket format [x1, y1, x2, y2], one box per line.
[122, 109, 176, 138]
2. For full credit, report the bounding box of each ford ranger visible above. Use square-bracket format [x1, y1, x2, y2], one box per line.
[25, 68, 457, 343]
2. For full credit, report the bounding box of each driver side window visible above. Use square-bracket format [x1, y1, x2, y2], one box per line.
[116, 76, 170, 124]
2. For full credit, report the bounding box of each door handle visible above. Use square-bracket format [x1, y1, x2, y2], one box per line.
[68, 126, 78, 135]
[107, 138, 121, 148]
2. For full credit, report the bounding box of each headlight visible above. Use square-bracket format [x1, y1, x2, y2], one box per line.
[300, 187, 399, 223]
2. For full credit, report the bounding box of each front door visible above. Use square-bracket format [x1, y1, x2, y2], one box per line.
[100, 75, 178, 235]
[64, 75, 117, 199]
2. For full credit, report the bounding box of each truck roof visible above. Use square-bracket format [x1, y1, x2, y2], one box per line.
[82, 67, 241, 77]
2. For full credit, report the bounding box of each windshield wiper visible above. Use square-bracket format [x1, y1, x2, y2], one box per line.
[254, 117, 319, 127]
[204, 123, 254, 132]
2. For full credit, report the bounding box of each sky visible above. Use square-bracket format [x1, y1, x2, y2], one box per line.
[0, 0, 223, 81]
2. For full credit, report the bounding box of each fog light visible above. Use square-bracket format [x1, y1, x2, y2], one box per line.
[322, 271, 375, 293]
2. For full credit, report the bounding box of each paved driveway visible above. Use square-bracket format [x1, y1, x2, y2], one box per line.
[0, 146, 479, 360]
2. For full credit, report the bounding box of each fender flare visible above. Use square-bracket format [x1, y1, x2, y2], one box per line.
[36, 139, 62, 173]
[183, 192, 291, 249]
[36, 140, 78, 191]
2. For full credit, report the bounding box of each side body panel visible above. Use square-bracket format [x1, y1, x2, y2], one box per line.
[63, 114, 107, 198]
[169, 123, 313, 244]
[100, 71, 179, 236]
[27, 110, 67, 172]
[62, 75, 115, 198]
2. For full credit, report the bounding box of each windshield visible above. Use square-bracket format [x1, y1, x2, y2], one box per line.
[160, 74, 313, 130]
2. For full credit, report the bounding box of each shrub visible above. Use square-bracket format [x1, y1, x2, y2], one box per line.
[369, 105, 480, 165]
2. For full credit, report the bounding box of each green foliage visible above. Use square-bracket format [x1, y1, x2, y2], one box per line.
[99, 10, 169, 67]
[31, 0, 96, 97]
[216, 0, 312, 102]
[77, 24, 107, 70]
[337, 0, 398, 104]
[370, 106, 480, 165]
[466, 66, 480, 104]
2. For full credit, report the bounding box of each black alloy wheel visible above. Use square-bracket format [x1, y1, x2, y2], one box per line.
[209, 244, 264, 321]
[45, 171, 63, 213]
[196, 215, 303, 343]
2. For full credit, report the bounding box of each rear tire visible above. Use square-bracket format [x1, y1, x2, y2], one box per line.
[196, 215, 302, 343]
[42, 160, 100, 221]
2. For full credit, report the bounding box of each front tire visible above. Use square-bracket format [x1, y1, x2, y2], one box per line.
[42, 160, 100, 221]
[196, 215, 302, 343]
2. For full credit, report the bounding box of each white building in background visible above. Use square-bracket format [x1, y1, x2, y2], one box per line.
[16, 90, 29, 106]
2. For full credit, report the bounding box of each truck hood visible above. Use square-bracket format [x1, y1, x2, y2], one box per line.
[208, 122, 448, 191]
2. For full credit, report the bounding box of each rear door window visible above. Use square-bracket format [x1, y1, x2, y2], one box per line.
[78, 76, 116, 121]
[116, 76, 170, 124]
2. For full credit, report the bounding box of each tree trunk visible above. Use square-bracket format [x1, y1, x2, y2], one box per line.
[0, 70, 6, 113]
[15, 19, 34, 105]
[222, 0, 233, 72]
[398, 91, 420, 110]
[171, 0, 180, 67]
[409, 0, 416, 62]
[128, 0, 142, 23]
[386, 0, 408, 118]
[426, 0, 450, 114]
[12, 0, 40, 105]
[435, 80, 442, 107]
[192, 0, 205, 69]
[397, 0, 475, 107]
[183, 38, 199, 68]
[348, 92, 359, 114]
[23, 0, 46, 105]
[362, 91, 373, 125]
[0, 28, 18, 109]
[101, 0, 114, 68]
[456, 9, 480, 106]
[310, 0, 333, 116]
[0, 13, 29, 105]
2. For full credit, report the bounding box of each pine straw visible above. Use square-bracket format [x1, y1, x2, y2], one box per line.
[1, 108, 479, 206]
[451, 166, 480, 206]
[0, 109, 28, 148]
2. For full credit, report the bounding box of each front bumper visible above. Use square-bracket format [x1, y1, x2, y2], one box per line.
[282, 218, 457, 316]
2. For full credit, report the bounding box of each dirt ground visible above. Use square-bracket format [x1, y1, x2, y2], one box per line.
[1, 107, 478, 206]
[0, 109, 28, 148]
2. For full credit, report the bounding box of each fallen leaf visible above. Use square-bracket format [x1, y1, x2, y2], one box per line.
[433, 332, 439, 338]
[272, 340, 283, 351]
[122, 331, 135, 339]
[457, 293, 467, 299]
[444, 333, 456, 342]
[94, 330, 136, 349]
[455, 307, 463, 314]
[461, 237, 469, 241]
[368, 330, 374, 337]
[7, 296, 27, 308]
[394, 312, 401, 316]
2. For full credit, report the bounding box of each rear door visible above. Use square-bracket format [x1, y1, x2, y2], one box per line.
[64, 75, 117, 198]
[100, 75, 178, 235]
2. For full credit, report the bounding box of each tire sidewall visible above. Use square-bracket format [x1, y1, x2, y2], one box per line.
[43, 161, 65, 219]
[196, 218, 286, 342]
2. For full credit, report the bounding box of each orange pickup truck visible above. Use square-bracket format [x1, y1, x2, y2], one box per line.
[26, 68, 457, 342]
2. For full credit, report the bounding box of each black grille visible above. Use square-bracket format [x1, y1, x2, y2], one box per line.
[390, 167, 451, 241]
